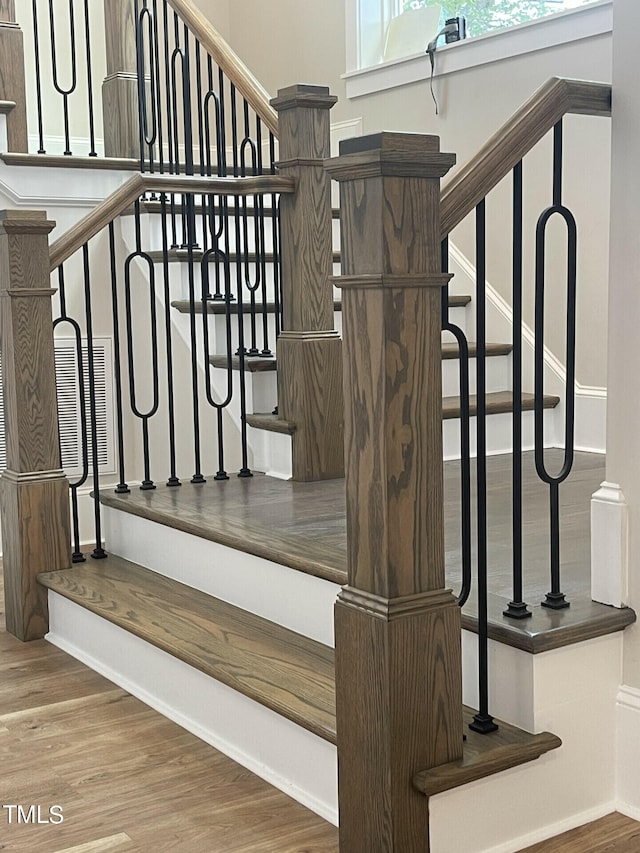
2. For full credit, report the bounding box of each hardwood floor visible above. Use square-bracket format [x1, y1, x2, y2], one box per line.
[0, 571, 338, 853]
[520, 812, 640, 852]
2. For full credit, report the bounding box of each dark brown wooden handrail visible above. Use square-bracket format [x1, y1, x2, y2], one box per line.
[49, 173, 296, 271]
[165, 0, 278, 138]
[440, 77, 611, 238]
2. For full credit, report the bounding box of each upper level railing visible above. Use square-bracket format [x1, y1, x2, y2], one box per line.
[2, 0, 279, 172]
[437, 76, 612, 731]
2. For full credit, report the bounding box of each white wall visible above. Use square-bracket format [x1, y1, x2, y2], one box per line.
[222, 3, 612, 389]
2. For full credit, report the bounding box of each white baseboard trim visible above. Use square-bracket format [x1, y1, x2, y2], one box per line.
[616, 685, 640, 816]
[46, 592, 339, 825]
[102, 506, 340, 647]
[480, 802, 617, 853]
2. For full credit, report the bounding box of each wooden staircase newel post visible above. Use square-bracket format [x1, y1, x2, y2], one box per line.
[271, 84, 344, 481]
[102, 0, 140, 159]
[0, 210, 72, 641]
[0, 0, 28, 153]
[325, 133, 463, 852]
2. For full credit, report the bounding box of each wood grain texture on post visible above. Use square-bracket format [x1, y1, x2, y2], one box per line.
[271, 85, 344, 481]
[0, 210, 71, 641]
[0, 0, 27, 152]
[101, 0, 139, 158]
[326, 133, 463, 852]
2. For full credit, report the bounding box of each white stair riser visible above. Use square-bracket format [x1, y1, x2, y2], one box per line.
[46, 593, 339, 825]
[101, 505, 341, 647]
[443, 408, 558, 461]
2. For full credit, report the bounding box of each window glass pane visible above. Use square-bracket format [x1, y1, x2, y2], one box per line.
[401, 0, 599, 39]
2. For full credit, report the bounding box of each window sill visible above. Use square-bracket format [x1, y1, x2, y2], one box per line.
[343, 0, 612, 100]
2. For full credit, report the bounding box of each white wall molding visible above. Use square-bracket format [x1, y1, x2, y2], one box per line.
[344, 0, 612, 99]
[616, 685, 640, 818]
[28, 133, 105, 159]
[591, 481, 628, 607]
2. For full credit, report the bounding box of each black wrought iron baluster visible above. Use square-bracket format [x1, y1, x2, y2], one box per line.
[240, 110, 261, 356]
[82, 244, 107, 558]
[504, 161, 531, 620]
[230, 82, 239, 177]
[535, 119, 576, 610]
[159, 193, 180, 486]
[136, 2, 158, 172]
[169, 13, 184, 246]
[31, 0, 46, 153]
[201, 247, 233, 481]
[270, 134, 283, 337]
[218, 67, 228, 178]
[184, 192, 206, 483]
[81, 0, 97, 156]
[195, 40, 205, 175]
[470, 199, 498, 735]
[182, 24, 194, 178]
[441, 238, 472, 608]
[108, 222, 130, 494]
[48, 0, 78, 155]
[256, 119, 272, 357]
[125, 201, 160, 490]
[54, 265, 88, 562]
[203, 69, 226, 300]
[161, 0, 173, 173]
[233, 199, 252, 477]
[151, 0, 164, 174]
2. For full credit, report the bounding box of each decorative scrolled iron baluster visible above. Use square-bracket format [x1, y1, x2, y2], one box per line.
[534, 119, 576, 611]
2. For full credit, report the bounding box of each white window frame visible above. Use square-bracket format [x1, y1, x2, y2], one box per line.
[344, 0, 612, 100]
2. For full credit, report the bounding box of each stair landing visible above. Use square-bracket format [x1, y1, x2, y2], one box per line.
[97, 449, 635, 653]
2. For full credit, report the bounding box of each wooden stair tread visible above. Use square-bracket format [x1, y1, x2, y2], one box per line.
[247, 393, 559, 436]
[413, 706, 562, 797]
[38, 561, 562, 795]
[38, 558, 337, 744]
[171, 295, 470, 315]
[151, 249, 341, 264]
[209, 342, 512, 372]
[442, 391, 559, 419]
[210, 354, 277, 372]
[246, 413, 296, 434]
[0, 152, 140, 170]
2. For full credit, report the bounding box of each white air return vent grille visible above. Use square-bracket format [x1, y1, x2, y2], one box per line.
[0, 338, 115, 478]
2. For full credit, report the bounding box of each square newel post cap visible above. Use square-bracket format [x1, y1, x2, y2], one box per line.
[270, 84, 338, 113]
[325, 131, 456, 180]
[0, 208, 56, 236]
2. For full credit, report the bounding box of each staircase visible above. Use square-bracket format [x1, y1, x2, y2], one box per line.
[0, 2, 635, 852]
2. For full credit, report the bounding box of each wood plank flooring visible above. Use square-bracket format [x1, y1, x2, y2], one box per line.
[0, 570, 339, 853]
[520, 812, 640, 852]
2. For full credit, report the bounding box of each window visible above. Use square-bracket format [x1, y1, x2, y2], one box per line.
[345, 0, 611, 99]
[401, 1, 599, 41]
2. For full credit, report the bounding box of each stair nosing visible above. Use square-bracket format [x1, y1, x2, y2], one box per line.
[413, 706, 562, 797]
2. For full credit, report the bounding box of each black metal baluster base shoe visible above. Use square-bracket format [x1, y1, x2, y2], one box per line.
[542, 591, 570, 610]
[469, 713, 499, 735]
[503, 600, 532, 620]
